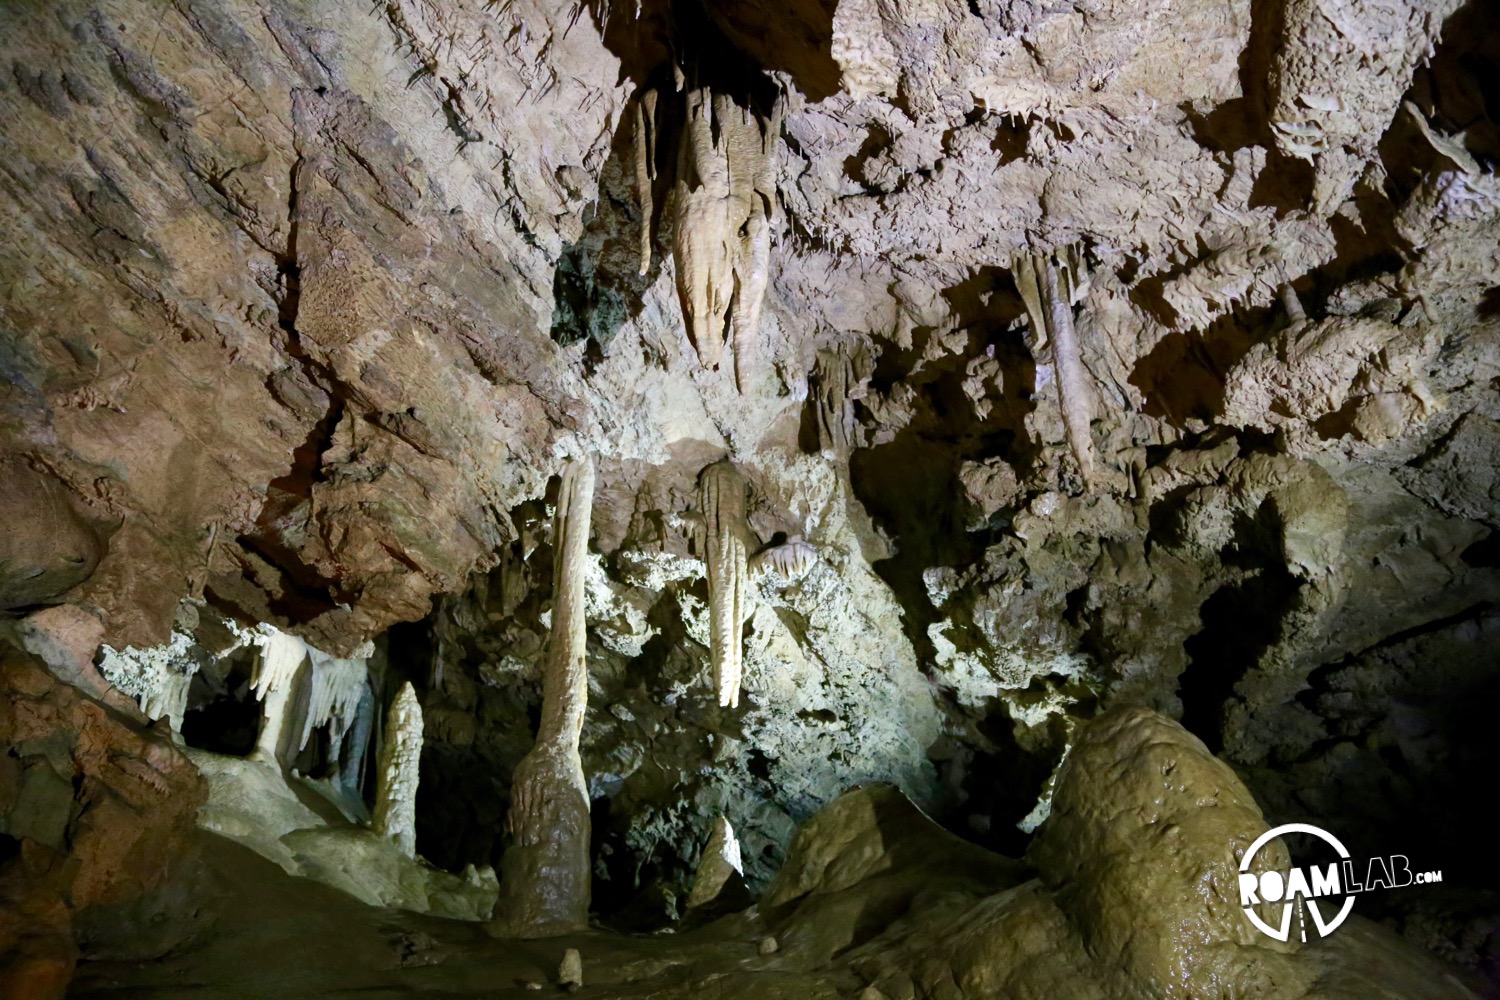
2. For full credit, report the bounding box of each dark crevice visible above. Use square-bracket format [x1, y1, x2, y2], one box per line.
[1178, 564, 1301, 753]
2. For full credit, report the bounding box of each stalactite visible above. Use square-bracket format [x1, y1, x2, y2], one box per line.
[633, 87, 658, 275]
[494, 455, 595, 935]
[699, 461, 750, 708]
[371, 682, 423, 859]
[814, 343, 872, 459]
[1280, 283, 1308, 328]
[97, 632, 200, 736]
[249, 627, 308, 764]
[1015, 248, 1095, 489]
[139, 668, 195, 736]
[750, 535, 817, 586]
[674, 82, 734, 372]
[300, 649, 370, 769]
[664, 68, 781, 393]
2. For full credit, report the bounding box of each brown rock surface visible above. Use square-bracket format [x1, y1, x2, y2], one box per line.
[0, 642, 205, 997]
[1, 0, 1497, 989]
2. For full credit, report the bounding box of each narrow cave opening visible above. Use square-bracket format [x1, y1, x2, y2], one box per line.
[180, 655, 260, 757]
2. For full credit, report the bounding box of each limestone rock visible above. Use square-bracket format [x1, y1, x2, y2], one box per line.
[372, 683, 423, 859]
[1028, 707, 1301, 997]
[559, 947, 583, 989]
[686, 816, 744, 910]
[0, 643, 205, 995]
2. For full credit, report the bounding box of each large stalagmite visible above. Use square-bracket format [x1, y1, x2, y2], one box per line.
[698, 461, 751, 708]
[494, 456, 596, 935]
[371, 682, 423, 858]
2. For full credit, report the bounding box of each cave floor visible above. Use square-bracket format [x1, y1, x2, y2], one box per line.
[70, 834, 850, 1000]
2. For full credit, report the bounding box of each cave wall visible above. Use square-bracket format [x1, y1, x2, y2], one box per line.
[2, 0, 1498, 976]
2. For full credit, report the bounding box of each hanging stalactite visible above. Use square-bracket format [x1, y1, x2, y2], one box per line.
[1015, 247, 1096, 490]
[698, 460, 750, 708]
[634, 60, 781, 393]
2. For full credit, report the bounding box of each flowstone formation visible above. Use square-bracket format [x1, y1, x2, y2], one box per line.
[753, 709, 1479, 1000]
[372, 682, 423, 858]
[249, 628, 310, 764]
[494, 456, 596, 935]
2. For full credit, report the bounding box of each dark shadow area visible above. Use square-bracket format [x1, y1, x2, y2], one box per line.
[1462, 530, 1500, 568]
[181, 654, 260, 756]
[850, 268, 1032, 668]
[1261, 605, 1500, 988]
[417, 742, 509, 873]
[699, 0, 839, 101]
[1129, 309, 1269, 428]
[1247, 151, 1316, 217]
[955, 697, 1087, 857]
[1406, 0, 1500, 171]
[1179, 561, 1301, 754]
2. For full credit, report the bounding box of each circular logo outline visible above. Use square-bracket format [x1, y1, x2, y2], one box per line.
[1239, 822, 1356, 942]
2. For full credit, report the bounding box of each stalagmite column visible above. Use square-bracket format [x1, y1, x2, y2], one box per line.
[372, 682, 423, 858]
[250, 628, 308, 765]
[699, 461, 750, 708]
[1016, 249, 1095, 489]
[494, 456, 596, 935]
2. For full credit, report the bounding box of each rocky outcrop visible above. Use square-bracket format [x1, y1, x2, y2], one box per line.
[1, 643, 205, 999]
[764, 710, 1479, 1000]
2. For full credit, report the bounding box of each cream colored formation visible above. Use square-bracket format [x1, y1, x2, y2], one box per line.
[1014, 248, 1096, 489]
[372, 682, 424, 858]
[496, 455, 596, 934]
[750, 536, 818, 586]
[635, 70, 781, 392]
[697, 461, 751, 708]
